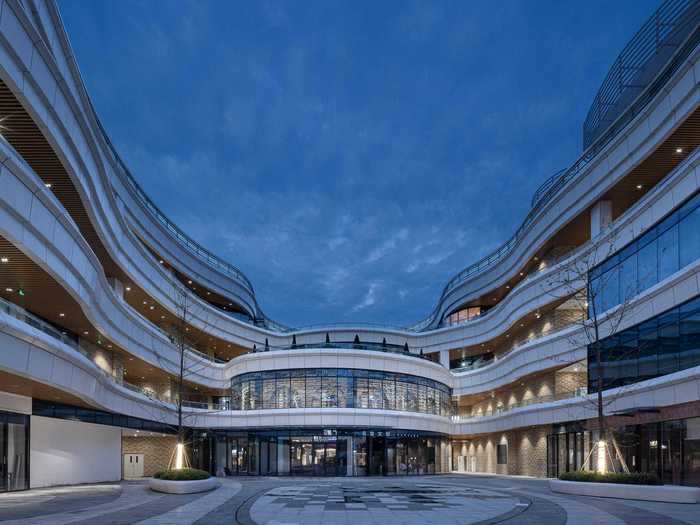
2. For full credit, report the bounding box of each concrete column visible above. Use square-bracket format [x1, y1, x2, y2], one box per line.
[439, 350, 451, 369]
[590, 200, 612, 238]
[108, 277, 125, 300]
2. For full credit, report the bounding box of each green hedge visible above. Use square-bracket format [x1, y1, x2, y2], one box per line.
[559, 471, 660, 485]
[153, 468, 210, 481]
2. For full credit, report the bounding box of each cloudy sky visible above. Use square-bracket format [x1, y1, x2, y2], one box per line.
[59, 0, 658, 327]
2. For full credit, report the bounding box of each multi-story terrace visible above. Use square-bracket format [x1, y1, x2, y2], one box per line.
[1, 0, 700, 489]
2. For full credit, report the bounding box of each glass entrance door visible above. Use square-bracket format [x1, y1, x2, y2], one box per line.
[0, 411, 29, 492]
[0, 420, 6, 492]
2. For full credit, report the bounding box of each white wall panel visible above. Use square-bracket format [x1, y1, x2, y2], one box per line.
[30, 415, 121, 487]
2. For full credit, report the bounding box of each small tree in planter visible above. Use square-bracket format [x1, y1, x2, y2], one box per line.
[546, 227, 638, 474]
[144, 283, 227, 473]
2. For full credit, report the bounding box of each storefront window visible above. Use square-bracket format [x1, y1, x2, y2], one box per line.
[232, 369, 452, 416]
[589, 294, 700, 392]
[591, 191, 700, 315]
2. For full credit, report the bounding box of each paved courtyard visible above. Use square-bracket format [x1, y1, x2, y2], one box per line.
[0, 474, 698, 525]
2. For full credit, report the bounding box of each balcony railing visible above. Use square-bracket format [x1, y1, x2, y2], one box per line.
[250, 340, 433, 361]
[451, 389, 587, 421]
[415, 0, 700, 331]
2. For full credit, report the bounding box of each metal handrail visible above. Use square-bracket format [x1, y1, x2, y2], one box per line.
[250, 340, 432, 360]
[451, 389, 587, 421]
[583, 0, 700, 148]
[416, 0, 700, 330]
[51, 8, 256, 296]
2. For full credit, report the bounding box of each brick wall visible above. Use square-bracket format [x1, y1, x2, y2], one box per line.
[469, 372, 555, 415]
[452, 425, 549, 477]
[122, 435, 178, 477]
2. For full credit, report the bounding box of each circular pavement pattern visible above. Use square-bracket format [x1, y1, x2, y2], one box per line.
[249, 481, 527, 525]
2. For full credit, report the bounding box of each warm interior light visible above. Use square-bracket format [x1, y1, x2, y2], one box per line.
[59, 312, 65, 317]
[175, 442, 185, 470]
[125, 287, 131, 291]
[0, 257, 8, 263]
[596, 440, 607, 474]
[676, 147, 683, 153]
[636, 184, 643, 190]
[5, 288, 13, 292]
[45, 183, 52, 188]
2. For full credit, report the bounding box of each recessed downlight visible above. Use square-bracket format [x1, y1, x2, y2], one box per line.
[125, 286, 131, 292]
[45, 183, 52, 188]
[0, 257, 8, 263]
[5, 287, 13, 292]
[59, 312, 65, 317]
[636, 184, 643, 190]
[676, 147, 683, 153]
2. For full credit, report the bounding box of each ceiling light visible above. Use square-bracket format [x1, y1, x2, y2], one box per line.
[160, 315, 165, 319]
[125, 287, 131, 292]
[59, 312, 65, 317]
[505, 285, 510, 289]
[45, 183, 52, 188]
[519, 272, 524, 276]
[676, 147, 683, 153]
[83, 331, 89, 335]
[188, 280, 192, 285]
[206, 292, 211, 295]
[0, 257, 8, 263]
[142, 301, 147, 305]
[149, 305, 155, 310]
[4, 287, 12, 292]
[636, 184, 643, 190]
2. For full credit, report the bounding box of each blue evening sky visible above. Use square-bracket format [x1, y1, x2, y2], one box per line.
[59, 0, 658, 327]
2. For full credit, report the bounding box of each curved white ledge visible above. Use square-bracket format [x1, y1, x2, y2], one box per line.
[3, 303, 699, 438]
[1, 0, 699, 345]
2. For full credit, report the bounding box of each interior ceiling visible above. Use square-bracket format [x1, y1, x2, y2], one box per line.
[0, 369, 94, 408]
[447, 105, 700, 320]
[448, 296, 570, 360]
[0, 234, 223, 396]
[0, 78, 249, 360]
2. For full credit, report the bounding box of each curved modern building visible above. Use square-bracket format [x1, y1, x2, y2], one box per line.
[1, 0, 700, 489]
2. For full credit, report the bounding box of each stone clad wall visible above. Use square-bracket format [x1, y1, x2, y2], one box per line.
[122, 436, 178, 477]
[452, 425, 548, 478]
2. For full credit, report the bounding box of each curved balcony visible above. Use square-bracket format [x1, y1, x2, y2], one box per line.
[415, 0, 700, 331]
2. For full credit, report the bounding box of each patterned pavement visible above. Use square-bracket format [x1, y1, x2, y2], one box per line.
[0, 474, 698, 525]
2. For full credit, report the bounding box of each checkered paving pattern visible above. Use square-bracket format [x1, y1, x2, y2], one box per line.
[250, 481, 524, 525]
[263, 483, 512, 511]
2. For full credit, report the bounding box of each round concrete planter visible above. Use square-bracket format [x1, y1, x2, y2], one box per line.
[149, 476, 221, 494]
[549, 479, 700, 503]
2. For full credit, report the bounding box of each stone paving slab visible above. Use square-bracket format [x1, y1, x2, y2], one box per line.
[2, 474, 700, 524]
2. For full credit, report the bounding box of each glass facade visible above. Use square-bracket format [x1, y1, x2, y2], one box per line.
[590, 191, 700, 315]
[548, 418, 700, 486]
[0, 411, 29, 492]
[588, 293, 700, 393]
[445, 306, 485, 326]
[231, 369, 453, 416]
[192, 428, 450, 477]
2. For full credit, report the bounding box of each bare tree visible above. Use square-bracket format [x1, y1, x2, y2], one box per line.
[139, 282, 229, 470]
[545, 226, 638, 473]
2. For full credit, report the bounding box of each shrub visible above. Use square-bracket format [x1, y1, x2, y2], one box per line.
[559, 471, 660, 485]
[153, 468, 210, 481]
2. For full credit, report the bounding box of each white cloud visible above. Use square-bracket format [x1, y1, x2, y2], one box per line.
[352, 281, 381, 312]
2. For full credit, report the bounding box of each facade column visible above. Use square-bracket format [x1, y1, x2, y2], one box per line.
[108, 277, 125, 300]
[439, 350, 451, 369]
[590, 200, 612, 238]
